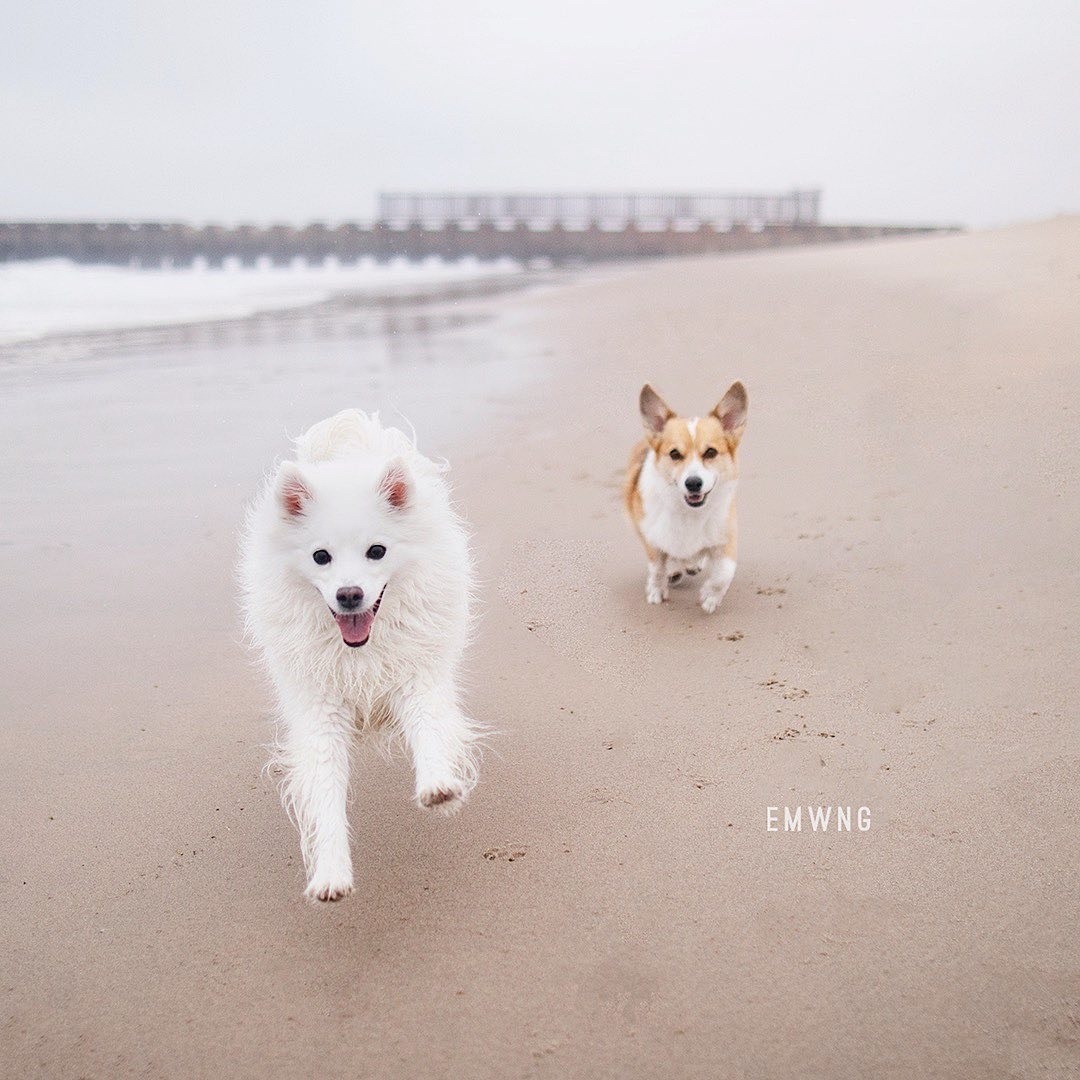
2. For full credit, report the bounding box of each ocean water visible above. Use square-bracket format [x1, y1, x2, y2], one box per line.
[0, 256, 522, 345]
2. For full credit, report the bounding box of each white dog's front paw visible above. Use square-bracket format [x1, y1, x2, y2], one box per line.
[305, 871, 353, 903]
[417, 778, 469, 816]
[646, 583, 668, 604]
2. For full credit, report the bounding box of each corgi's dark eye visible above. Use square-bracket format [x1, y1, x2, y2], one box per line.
[669, 449, 683, 461]
[312, 549, 332, 565]
[703, 447, 719, 459]
[366, 544, 387, 561]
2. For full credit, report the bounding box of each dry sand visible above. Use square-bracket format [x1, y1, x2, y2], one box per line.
[2, 220, 1078, 1078]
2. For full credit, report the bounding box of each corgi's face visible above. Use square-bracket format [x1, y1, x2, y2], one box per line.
[640, 382, 748, 508]
[273, 456, 414, 647]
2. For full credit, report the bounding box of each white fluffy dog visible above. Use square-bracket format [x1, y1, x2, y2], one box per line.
[240, 409, 480, 902]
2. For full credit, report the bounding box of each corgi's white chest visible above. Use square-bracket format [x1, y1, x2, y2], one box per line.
[637, 453, 735, 560]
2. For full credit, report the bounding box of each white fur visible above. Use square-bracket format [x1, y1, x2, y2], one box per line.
[240, 409, 481, 902]
[637, 443, 737, 612]
[699, 555, 737, 614]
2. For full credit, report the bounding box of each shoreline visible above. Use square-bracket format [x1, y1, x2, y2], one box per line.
[0, 263, 550, 362]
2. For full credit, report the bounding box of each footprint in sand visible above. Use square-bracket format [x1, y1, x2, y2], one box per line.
[760, 677, 809, 700]
[482, 846, 526, 863]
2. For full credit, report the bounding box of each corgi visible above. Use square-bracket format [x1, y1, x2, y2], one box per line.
[624, 382, 748, 612]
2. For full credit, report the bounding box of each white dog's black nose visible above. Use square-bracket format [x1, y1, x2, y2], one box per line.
[336, 587, 364, 611]
[685, 475, 704, 493]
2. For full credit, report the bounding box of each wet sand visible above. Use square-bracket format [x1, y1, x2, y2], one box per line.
[2, 221, 1078, 1078]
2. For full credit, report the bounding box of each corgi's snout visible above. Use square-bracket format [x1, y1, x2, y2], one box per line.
[335, 586, 364, 611]
[681, 466, 714, 507]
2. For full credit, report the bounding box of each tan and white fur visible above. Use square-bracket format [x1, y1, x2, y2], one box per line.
[624, 382, 748, 613]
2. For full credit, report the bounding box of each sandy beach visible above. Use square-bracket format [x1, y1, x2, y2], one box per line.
[2, 220, 1078, 1078]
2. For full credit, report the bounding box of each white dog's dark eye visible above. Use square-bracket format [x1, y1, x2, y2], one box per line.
[366, 544, 387, 561]
[669, 449, 683, 461]
[312, 549, 332, 565]
[703, 447, 719, 459]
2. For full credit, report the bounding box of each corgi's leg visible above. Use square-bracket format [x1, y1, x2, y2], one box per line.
[645, 551, 670, 604]
[699, 555, 736, 613]
[274, 686, 354, 902]
[393, 683, 481, 815]
[700, 516, 738, 614]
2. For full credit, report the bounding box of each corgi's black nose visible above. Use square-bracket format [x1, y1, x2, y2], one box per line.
[336, 587, 364, 611]
[685, 475, 704, 493]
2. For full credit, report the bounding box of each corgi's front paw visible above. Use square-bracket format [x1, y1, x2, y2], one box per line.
[699, 590, 722, 614]
[646, 582, 668, 604]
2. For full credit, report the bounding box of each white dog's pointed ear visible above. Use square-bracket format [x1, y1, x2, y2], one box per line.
[640, 383, 674, 435]
[713, 381, 748, 442]
[275, 461, 311, 519]
[379, 458, 411, 510]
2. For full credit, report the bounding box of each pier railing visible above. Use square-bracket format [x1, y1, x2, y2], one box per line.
[377, 190, 821, 227]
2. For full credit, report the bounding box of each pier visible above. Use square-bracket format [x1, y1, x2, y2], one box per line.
[0, 190, 953, 266]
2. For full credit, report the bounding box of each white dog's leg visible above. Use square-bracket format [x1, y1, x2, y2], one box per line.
[393, 684, 480, 815]
[645, 551, 669, 605]
[699, 555, 737, 614]
[275, 689, 355, 902]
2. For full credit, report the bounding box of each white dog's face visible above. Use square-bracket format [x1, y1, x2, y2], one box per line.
[274, 456, 414, 647]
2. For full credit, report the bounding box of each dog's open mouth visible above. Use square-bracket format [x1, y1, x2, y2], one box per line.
[684, 491, 708, 508]
[333, 588, 385, 648]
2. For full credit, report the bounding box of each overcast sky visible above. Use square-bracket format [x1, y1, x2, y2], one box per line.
[2, 1, 1077, 227]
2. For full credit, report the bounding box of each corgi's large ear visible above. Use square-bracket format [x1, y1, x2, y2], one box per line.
[275, 462, 311, 519]
[379, 458, 411, 510]
[640, 384, 674, 435]
[713, 381, 748, 443]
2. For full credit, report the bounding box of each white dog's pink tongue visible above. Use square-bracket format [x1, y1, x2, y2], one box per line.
[335, 610, 375, 646]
